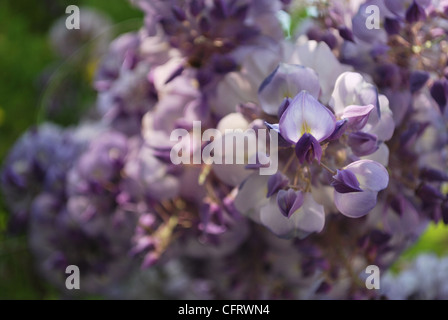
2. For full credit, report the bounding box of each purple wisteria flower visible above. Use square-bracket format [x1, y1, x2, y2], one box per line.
[29, 193, 138, 295]
[258, 63, 321, 115]
[279, 91, 336, 145]
[131, 0, 285, 104]
[3, 0, 448, 300]
[267, 90, 336, 164]
[260, 190, 325, 239]
[1, 124, 92, 233]
[332, 160, 389, 218]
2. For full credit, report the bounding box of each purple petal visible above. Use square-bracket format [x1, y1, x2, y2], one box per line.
[279, 91, 335, 143]
[330, 72, 380, 121]
[292, 193, 326, 235]
[338, 27, 355, 42]
[294, 133, 322, 164]
[376, 58, 401, 84]
[131, 236, 155, 255]
[189, 0, 205, 16]
[306, 27, 322, 41]
[233, 4, 250, 20]
[410, 71, 429, 93]
[211, 0, 228, 19]
[334, 189, 378, 218]
[213, 161, 252, 187]
[384, 17, 401, 35]
[399, 122, 428, 148]
[405, 1, 426, 23]
[352, 2, 388, 44]
[291, 41, 352, 104]
[264, 122, 280, 133]
[266, 172, 289, 197]
[385, 89, 412, 124]
[345, 160, 389, 192]
[347, 131, 379, 157]
[260, 193, 325, 239]
[383, 196, 421, 234]
[258, 64, 321, 115]
[260, 197, 294, 238]
[385, 0, 431, 16]
[142, 252, 159, 268]
[341, 104, 375, 131]
[384, 0, 408, 16]
[321, 32, 337, 50]
[416, 183, 445, 204]
[365, 96, 395, 141]
[234, 173, 270, 222]
[419, 167, 448, 182]
[199, 16, 211, 33]
[171, 5, 187, 21]
[264, 122, 291, 147]
[331, 169, 363, 194]
[276, 189, 304, 218]
[370, 44, 391, 58]
[212, 55, 239, 74]
[327, 119, 348, 141]
[430, 79, 448, 113]
[277, 97, 291, 119]
[222, 194, 242, 220]
[164, 65, 184, 84]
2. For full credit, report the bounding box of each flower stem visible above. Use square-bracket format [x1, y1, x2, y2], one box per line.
[320, 162, 336, 175]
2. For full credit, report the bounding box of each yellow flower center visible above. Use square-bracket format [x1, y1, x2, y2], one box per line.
[300, 121, 311, 136]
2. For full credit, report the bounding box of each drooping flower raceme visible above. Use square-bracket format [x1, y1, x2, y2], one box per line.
[2, 0, 446, 300]
[230, 60, 391, 241]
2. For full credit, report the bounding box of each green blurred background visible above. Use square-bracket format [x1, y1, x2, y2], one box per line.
[0, 0, 143, 299]
[0, 0, 447, 299]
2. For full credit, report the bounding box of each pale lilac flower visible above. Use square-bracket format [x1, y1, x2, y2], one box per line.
[260, 192, 325, 239]
[1, 124, 88, 232]
[430, 79, 448, 113]
[330, 72, 395, 142]
[123, 143, 180, 201]
[333, 160, 389, 218]
[347, 131, 379, 156]
[279, 90, 336, 144]
[288, 40, 352, 104]
[330, 72, 379, 118]
[258, 63, 321, 115]
[96, 63, 157, 136]
[29, 196, 137, 295]
[95, 33, 141, 91]
[266, 171, 289, 197]
[340, 104, 375, 131]
[6, 0, 448, 300]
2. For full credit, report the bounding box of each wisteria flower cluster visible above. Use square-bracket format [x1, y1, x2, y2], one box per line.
[2, 0, 448, 299]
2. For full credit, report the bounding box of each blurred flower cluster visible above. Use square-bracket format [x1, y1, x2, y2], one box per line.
[2, 0, 448, 299]
[381, 253, 448, 299]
